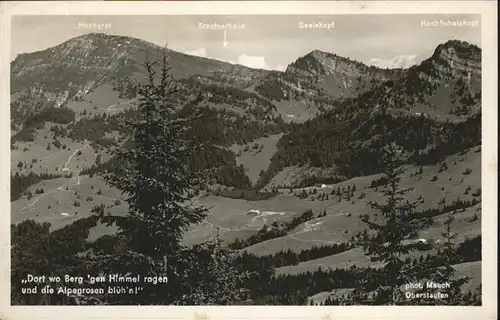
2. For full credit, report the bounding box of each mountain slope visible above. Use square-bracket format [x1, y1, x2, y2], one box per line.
[257, 40, 482, 188]
[11, 32, 422, 130]
[10, 33, 269, 127]
[253, 50, 406, 119]
[11, 32, 264, 94]
[10, 35, 482, 194]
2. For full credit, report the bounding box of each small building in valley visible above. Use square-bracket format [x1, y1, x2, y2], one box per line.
[247, 209, 261, 216]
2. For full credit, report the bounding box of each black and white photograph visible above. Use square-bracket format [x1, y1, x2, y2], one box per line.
[1, 1, 497, 319]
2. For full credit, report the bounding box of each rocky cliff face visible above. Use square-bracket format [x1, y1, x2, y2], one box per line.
[432, 40, 481, 77]
[359, 40, 483, 117]
[410, 40, 481, 86]
[255, 49, 405, 103]
[287, 50, 402, 79]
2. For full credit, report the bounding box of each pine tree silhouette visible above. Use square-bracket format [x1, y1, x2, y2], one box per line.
[352, 142, 425, 305]
[411, 210, 470, 305]
[88, 48, 208, 304]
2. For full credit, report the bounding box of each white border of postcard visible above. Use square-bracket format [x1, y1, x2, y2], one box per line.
[0, 1, 497, 320]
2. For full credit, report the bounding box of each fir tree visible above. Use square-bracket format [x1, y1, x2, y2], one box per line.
[89, 50, 208, 304]
[176, 234, 251, 305]
[411, 210, 470, 305]
[353, 142, 424, 305]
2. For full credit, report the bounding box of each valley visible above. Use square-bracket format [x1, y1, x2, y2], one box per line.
[10, 33, 482, 305]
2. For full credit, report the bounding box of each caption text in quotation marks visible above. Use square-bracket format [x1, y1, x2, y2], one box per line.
[20, 274, 168, 297]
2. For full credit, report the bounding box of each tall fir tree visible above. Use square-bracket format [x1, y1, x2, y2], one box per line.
[351, 102, 427, 305]
[435, 210, 470, 303]
[90, 49, 208, 304]
[176, 234, 252, 305]
[409, 210, 470, 305]
[352, 142, 424, 304]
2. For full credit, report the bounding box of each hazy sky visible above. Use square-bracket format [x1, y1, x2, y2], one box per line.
[11, 14, 481, 70]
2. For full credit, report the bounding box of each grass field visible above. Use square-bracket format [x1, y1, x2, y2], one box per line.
[273, 99, 318, 123]
[10, 138, 482, 297]
[11, 174, 125, 232]
[307, 260, 481, 305]
[242, 147, 480, 256]
[67, 84, 137, 116]
[231, 133, 283, 185]
[11, 124, 95, 176]
[12, 147, 481, 247]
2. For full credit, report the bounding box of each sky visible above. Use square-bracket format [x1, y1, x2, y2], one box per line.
[11, 14, 481, 70]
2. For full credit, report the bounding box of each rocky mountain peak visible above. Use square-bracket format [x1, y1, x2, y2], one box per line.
[433, 40, 481, 60]
[430, 40, 481, 76]
[268, 49, 405, 102]
[286, 50, 364, 77]
[410, 40, 481, 87]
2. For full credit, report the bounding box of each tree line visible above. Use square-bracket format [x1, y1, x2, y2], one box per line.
[11, 105, 75, 143]
[235, 242, 353, 268]
[11, 172, 62, 201]
[228, 209, 315, 250]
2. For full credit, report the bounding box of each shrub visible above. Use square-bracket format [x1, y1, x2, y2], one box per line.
[472, 188, 481, 197]
[438, 162, 448, 173]
[369, 176, 388, 188]
[53, 139, 61, 149]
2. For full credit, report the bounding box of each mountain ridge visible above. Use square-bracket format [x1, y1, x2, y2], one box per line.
[11, 33, 481, 119]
